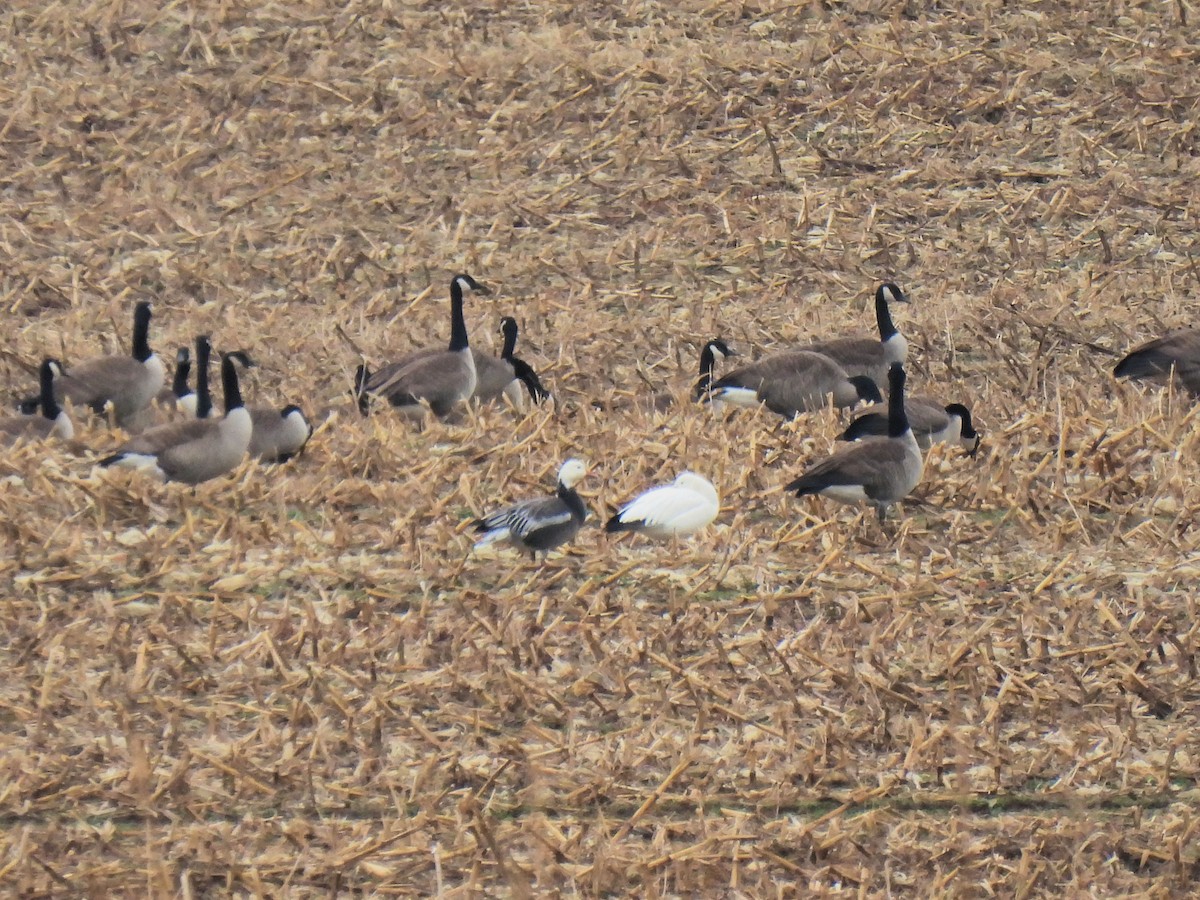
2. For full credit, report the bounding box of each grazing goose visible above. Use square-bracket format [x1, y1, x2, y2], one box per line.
[100, 352, 252, 484]
[221, 352, 313, 463]
[1, 359, 73, 445]
[359, 274, 490, 416]
[605, 471, 720, 540]
[510, 357, 552, 404]
[473, 459, 588, 558]
[708, 349, 881, 418]
[1114, 329, 1200, 394]
[800, 283, 909, 384]
[786, 362, 923, 521]
[841, 399, 980, 455]
[473, 316, 528, 405]
[22, 301, 165, 427]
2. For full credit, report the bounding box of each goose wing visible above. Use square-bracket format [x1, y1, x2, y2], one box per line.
[608, 484, 716, 535]
[1115, 329, 1200, 381]
[787, 438, 911, 501]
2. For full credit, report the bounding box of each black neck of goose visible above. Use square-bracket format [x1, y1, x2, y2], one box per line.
[132, 303, 153, 362]
[172, 355, 191, 397]
[953, 404, 977, 438]
[558, 482, 588, 524]
[221, 357, 244, 413]
[39, 362, 62, 421]
[501, 321, 517, 360]
[887, 366, 910, 438]
[448, 280, 469, 352]
[695, 343, 718, 398]
[875, 289, 898, 341]
[196, 340, 213, 419]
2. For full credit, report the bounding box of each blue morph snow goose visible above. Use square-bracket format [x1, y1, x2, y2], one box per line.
[605, 472, 720, 540]
[473, 459, 588, 558]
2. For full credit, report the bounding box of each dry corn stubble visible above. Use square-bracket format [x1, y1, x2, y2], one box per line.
[2, 1, 1199, 896]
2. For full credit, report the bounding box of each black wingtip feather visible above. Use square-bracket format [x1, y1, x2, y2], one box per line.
[605, 514, 635, 533]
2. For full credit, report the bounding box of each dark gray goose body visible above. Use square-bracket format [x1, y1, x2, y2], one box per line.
[472, 459, 588, 558]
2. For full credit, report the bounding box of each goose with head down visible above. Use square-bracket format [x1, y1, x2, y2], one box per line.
[841, 397, 980, 456]
[605, 471, 719, 540]
[708, 349, 881, 418]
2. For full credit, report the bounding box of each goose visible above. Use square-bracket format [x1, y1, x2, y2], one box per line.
[153, 347, 197, 416]
[472, 459, 588, 558]
[473, 316, 531, 406]
[100, 352, 252, 484]
[785, 362, 923, 521]
[605, 471, 720, 540]
[708, 349, 882, 418]
[840, 399, 980, 455]
[1, 359, 73, 445]
[358, 273, 490, 416]
[800, 283, 909, 384]
[1114, 329, 1200, 394]
[22, 301, 164, 427]
[220, 351, 313, 463]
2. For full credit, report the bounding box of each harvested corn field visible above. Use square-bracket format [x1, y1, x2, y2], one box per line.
[2, 0, 1200, 896]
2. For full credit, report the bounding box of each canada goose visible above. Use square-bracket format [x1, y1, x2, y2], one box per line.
[220, 352, 313, 463]
[841, 399, 980, 455]
[786, 362, 923, 521]
[1114, 329, 1200, 394]
[359, 274, 490, 416]
[473, 316, 527, 405]
[800, 283, 909, 384]
[473, 459, 588, 558]
[1, 359, 73, 445]
[708, 349, 882, 418]
[153, 347, 197, 416]
[22, 301, 165, 427]
[605, 471, 720, 540]
[100, 352, 252, 484]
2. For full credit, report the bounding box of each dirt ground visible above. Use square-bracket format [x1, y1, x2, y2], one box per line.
[2, 0, 1199, 896]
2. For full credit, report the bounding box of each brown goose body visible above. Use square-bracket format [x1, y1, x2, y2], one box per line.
[359, 274, 489, 417]
[1115, 328, 1200, 394]
[799, 283, 909, 384]
[786, 362, 923, 520]
[709, 349, 881, 418]
[44, 302, 164, 427]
